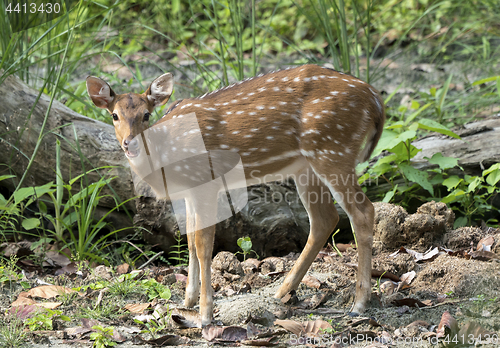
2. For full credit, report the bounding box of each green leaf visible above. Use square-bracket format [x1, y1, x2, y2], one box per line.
[0, 174, 16, 182]
[237, 237, 252, 253]
[14, 182, 55, 205]
[390, 142, 420, 161]
[436, 74, 453, 112]
[38, 201, 48, 214]
[442, 176, 461, 190]
[442, 189, 465, 203]
[427, 153, 458, 171]
[399, 163, 434, 195]
[382, 185, 398, 203]
[22, 218, 40, 230]
[472, 75, 500, 86]
[59, 315, 71, 321]
[468, 177, 482, 192]
[404, 103, 432, 125]
[486, 170, 500, 186]
[160, 287, 171, 300]
[417, 119, 460, 139]
[454, 216, 468, 229]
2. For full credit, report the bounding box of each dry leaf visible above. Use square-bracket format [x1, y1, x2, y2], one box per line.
[8, 304, 40, 318]
[124, 303, 151, 313]
[407, 320, 430, 328]
[274, 319, 304, 336]
[202, 325, 248, 342]
[175, 274, 188, 283]
[242, 337, 278, 346]
[477, 236, 494, 251]
[392, 298, 429, 308]
[436, 311, 459, 339]
[11, 294, 37, 307]
[468, 250, 499, 261]
[302, 320, 333, 337]
[27, 285, 75, 299]
[116, 263, 130, 274]
[301, 275, 322, 289]
[400, 271, 416, 284]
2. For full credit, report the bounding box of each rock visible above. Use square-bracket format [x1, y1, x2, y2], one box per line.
[443, 227, 483, 250]
[416, 201, 455, 232]
[215, 294, 285, 326]
[373, 202, 408, 249]
[241, 258, 261, 274]
[260, 257, 286, 275]
[374, 201, 455, 250]
[402, 213, 445, 248]
[212, 251, 243, 275]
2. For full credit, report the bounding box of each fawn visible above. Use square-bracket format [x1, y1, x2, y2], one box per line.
[86, 64, 385, 326]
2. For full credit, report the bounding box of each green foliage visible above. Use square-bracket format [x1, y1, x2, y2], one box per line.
[25, 309, 70, 331]
[169, 230, 189, 266]
[90, 325, 117, 348]
[141, 278, 172, 301]
[364, 91, 461, 205]
[235, 236, 259, 261]
[0, 315, 26, 348]
[0, 174, 52, 237]
[440, 163, 500, 227]
[109, 272, 171, 301]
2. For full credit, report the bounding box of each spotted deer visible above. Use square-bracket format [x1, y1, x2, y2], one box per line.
[86, 64, 385, 326]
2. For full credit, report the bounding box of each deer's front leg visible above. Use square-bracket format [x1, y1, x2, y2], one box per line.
[195, 224, 215, 326]
[184, 231, 200, 308]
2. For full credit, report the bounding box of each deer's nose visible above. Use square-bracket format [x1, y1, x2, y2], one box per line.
[123, 135, 134, 150]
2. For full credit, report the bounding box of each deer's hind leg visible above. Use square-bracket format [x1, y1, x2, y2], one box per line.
[312, 164, 374, 314]
[275, 166, 339, 298]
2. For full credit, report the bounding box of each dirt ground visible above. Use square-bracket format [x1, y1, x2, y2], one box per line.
[2, 201, 500, 347]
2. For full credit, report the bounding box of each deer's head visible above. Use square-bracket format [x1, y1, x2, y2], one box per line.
[86, 73, 174, 156]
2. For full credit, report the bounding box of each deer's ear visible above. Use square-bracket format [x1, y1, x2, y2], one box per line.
[86, 76, 116, 109]
[146, 73, 173, 108]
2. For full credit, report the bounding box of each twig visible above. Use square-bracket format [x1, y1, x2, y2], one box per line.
[138, 251, 164, 270]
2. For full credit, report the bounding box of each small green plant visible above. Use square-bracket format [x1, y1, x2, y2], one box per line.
[138, 319, 166, 339]
[235, 237, 259, 261]
[90, 325, 117, 348]
[441, 163, 500, 227]
[0, 315, 26, 348]
[108, 272, 141, 298]
[141, 278, 172, 301]
[25, 308, 70, 331]
[360, 91, 461, 206]
[169, 230, 189, 266]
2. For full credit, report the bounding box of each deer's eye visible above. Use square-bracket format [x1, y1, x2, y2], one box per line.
[144, 112, 151, 122]
[111, 113, 119, 121]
